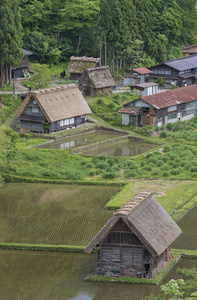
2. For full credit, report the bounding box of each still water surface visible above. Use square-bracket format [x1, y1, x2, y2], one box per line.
[35, 130, 123, 150]
[1, 250, 197, 300]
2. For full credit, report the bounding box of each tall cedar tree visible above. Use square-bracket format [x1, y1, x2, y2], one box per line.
[0, 0, 22, 87]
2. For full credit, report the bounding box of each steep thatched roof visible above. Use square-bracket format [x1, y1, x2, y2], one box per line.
[80, 66, 115, 89]
[67, 56, 101, 74]
[85, 191, 182, 256]
[15, 84, 92, 123]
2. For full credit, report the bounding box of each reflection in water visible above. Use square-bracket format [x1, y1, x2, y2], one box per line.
[84, 141, 156, 157]
[35, 131, 123, 150]
[2, 250, 197, 300]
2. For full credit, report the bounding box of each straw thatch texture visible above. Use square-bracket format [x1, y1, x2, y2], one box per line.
[80, 66, 115, 89]
[15, 84, 92, 123]
[85, 191, 181, 256]
[67, 56, 101, 74]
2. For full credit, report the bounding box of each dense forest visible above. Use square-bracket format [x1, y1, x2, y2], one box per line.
[20, 0, 197, 69]
[1, 0, 197, 80]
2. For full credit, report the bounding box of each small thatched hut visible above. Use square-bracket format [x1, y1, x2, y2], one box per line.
[15, 84, 92, 133]
[79, 66, 115, 96]
[85, 191, 181, 279]
[67, 56, 101, 81]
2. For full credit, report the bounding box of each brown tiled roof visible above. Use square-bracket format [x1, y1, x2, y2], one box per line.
[132, 67, 152, 75]
[118, 107, 141, 114]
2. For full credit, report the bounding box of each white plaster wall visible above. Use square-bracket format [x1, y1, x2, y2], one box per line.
[121, 114, 130, 125]
[181, 113, 196, 122]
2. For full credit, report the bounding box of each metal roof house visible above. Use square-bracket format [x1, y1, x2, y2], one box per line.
[181, 44, 197, 57]
[85, 191, 181, 279]
[119, 85, 197, 127]
[123, 67, 152, 87]
[79, 66, 115, 96]
[149, 55, 197, 88]
[67, 56, 101, 81]
[130, 82, 158, 97]
[15, 84, 92, 133]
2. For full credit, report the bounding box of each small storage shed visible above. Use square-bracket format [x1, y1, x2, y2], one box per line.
[124, 67, 152, 86]
[67, 56, 101, 81]
[130, 82, 158, 97]
[15, 84, 92, 133]
[79, 66, 115, 96]
[85, 191, 181, 279]
[13, 48, 32, 79]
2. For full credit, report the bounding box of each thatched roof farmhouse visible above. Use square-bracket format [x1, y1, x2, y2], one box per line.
[15, 84, 92, 133]
[85, 191, 181, 279]
[79, 66, 115, 96]
[67, 56, 101, 81]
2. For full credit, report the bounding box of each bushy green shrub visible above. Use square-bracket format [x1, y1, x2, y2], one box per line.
[143, 166, 152, 172]
[107, 158, 115, 166]
[86, 163, 94, 168]
[159, 131, 168, 138]
[96, 162, 110, 169]
[113, 94, 120, 99]
[92, 157, 99, 164]
[171, 168, 180, 175]
[147, 157, 157, 164]
[113, 166, 120, 172]
[161, 155, 169, 163]
[163, 171, 170, 177]
[108, 102, 116, 109]
[156, 160, 164, 167]
[154, 126, 160, 132]
[101, 172, 119, 179]
[97, 98, 104, 105]
[160, 164, 169, 171]
[141, 161, 145, 167]
[88, 170, 95, 176]
[166, 123, 173, 131]
[160, 125, 165, 131]
[81, 159, 88, 165]
[172, 162, 181, 168]
[124, 170, 138, 178]
[152, 170, 161, 176]
[190, 166, 197, 172]
[99, 155, 107, 161]
[121, 94, 128, 101]
[163, 145, 171, 152]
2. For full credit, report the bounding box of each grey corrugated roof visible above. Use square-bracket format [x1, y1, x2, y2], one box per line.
[85, 191, 182, 256]
[131, 82, 158, 88]
[164, 54, 197, 71]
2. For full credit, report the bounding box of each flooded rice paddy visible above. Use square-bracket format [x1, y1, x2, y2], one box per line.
[1, 250, 197, 300]
[83, 140, 157, 157]
[172, 203, 197, 250]
[35, 130, 123, 150]
[1, 183, 197, 299]
[0, 183, 119, 245]
[34, 129, 156, 157]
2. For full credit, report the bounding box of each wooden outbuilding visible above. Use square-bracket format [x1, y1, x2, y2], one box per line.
[15, 84, 92, 133]
[13, 48, 33, 79]
[119, 84, 197, 127]
[79, 66, 115, 96]
[85, 191, 181, 279]
[181, 44, 197, 57]
[124, 67, 152, 86]
[67, 56, 101, 81]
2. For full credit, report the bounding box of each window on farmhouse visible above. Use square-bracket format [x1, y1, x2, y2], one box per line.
[32, 107, 39, 113]
[168, 112, 177, 120]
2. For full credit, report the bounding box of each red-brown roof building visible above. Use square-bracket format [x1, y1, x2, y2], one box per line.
[119, 85, 197, 127]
